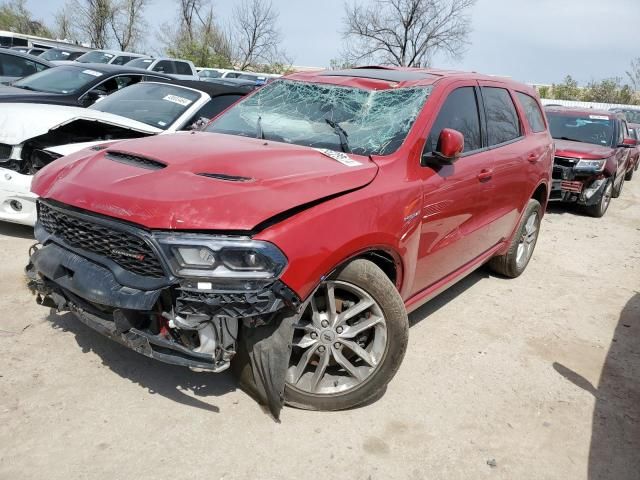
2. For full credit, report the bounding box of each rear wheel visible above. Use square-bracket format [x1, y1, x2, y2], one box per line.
[284, 259, 408, 411]
[488, 199, 542, 278]
[584, 179, 613, 218]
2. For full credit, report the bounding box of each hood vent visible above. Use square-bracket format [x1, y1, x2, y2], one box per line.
[197, 172, 254, 182]
[106, 151, 166, 170]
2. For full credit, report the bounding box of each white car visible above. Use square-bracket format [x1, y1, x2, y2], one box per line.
[126, 57, 199, 80]
[197, 67, 280, 85]
[0, 80, 249, 226]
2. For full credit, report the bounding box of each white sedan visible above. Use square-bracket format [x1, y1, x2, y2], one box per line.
[0, 81, 248, 226]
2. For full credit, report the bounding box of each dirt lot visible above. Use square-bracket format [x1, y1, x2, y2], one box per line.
[0, 180, 638, 480]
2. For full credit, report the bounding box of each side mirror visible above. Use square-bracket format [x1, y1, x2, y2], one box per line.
[424, 128, 465, 165]
[621, 137, 637, 147]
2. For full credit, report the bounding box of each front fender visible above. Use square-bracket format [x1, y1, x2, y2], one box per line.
[255, 183, 422, 302]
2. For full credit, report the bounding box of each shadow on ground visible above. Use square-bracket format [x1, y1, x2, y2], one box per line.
[0, 222, 34, 239]
[545, 203, 589, 217]
[553, 293, 640, 479]
[47, 311, 237, 413]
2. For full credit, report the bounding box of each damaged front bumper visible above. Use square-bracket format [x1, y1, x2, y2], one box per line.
[27, 241, 299, 373]
[550, 161, 608, 206]
[0, 167, 36, 226]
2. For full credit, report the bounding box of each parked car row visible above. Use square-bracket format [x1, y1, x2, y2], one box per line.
[1, 42, 282, 91]
[545, 105, 639, 217]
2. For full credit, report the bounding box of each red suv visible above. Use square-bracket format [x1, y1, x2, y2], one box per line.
[546, 106, 635, 217]
[27, 67, 552, 416]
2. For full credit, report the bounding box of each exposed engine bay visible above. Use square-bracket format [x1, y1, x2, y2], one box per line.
[0, 119, 152, 175]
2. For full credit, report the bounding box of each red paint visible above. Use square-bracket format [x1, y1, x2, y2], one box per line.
[33, 68, 552, 307]
[437, 128, 464, 158]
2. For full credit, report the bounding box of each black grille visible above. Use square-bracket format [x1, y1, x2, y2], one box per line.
[105, 151, 166, 170]
[0, 143, 11, 159]
[38, 202, 165, 278]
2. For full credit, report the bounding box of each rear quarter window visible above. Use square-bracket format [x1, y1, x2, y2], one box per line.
[482, 87, 522, 146]
[516, 92, 546, 133]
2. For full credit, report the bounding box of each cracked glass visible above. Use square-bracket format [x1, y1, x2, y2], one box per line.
[206, 79, 432, 156]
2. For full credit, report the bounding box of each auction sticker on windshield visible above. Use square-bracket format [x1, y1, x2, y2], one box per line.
[589, 115, 609, 121]
[82, 69, 103, 77]
[163, 94, 192, 106]
[315, 148, 362, 167]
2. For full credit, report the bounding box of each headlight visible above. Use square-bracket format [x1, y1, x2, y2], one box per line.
[154, 233, 287, 279]
[575, 159, 606, 171]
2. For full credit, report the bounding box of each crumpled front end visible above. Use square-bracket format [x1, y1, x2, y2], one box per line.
[550, 155, 610, 206]
[27, 199, 302, 418]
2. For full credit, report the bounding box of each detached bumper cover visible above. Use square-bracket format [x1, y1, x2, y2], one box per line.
[30, 242, 162, 310]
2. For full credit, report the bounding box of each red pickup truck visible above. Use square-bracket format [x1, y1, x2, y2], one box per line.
[27, 67, 552, 415]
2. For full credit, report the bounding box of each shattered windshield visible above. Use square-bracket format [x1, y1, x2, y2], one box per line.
[89, 82, 201, 130]
[206, 80, 432, 156]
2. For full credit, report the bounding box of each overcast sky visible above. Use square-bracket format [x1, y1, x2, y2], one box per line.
[26, 0, 640, 85]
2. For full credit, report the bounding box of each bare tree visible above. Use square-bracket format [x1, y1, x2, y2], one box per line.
[109, 0, 148, 51]
[232, 0, 285, 70]
[53, 6, 75, 41]
[342, 0, 476, 67]
[67, 0, 115, 48]
[158, 0, 233, 67]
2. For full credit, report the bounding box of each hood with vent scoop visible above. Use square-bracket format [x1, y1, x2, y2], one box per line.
[32, 131, 379, 231]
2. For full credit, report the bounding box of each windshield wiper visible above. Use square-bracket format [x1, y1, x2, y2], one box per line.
[558, 136, 583, 143]
[256, 115, 264, 139]
[324, 118, 351, 153]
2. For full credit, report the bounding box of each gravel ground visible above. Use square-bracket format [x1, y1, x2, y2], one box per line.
[0, 180, 638, 480]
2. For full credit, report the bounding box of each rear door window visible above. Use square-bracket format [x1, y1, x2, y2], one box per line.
[516, 92, 546, 133]
[111, 55, 131, 65]
[175, 62, 192, 75]
[426, 86, 482, 154]
[153, 61, 175, 74]
[482, 87, 522, 146]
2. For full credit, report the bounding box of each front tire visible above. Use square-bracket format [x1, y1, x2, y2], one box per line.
[625, 167, 634, 181]
[612, 175, 624, 198]
[584, 179, 613, 218]
[488, 199, 542, 278]
[284, 259, 408, 411]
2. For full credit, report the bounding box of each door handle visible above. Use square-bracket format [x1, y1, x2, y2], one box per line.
[477, 168, 493, 182]
[527, 153, 539, 163]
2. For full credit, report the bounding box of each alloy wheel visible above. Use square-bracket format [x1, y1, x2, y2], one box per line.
[516, 211, 539, 268]
[286, 280, 388, 396]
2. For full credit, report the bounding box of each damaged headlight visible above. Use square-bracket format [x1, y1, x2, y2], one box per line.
[575, 159, 606, 172]
[154, 233, 287, 279]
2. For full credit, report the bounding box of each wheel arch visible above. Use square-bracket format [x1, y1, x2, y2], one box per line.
[531, 181, 549, 210]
